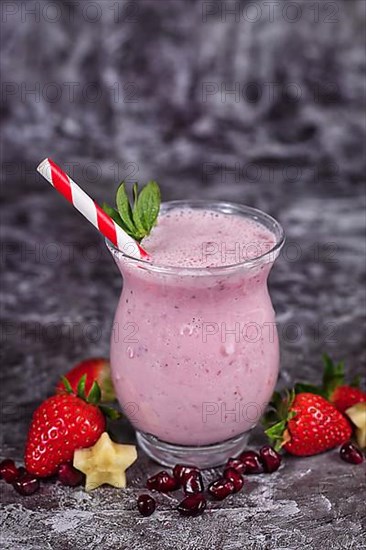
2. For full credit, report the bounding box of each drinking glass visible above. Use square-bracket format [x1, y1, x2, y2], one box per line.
[107, 201, 284, 467]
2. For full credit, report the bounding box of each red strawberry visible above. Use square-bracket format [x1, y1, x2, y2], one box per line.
[295, 354, 366, 413]
[25, 377, 106, 477]
[265, 391, 352, 456]
[55, 358, 115, 402]
[331, 386, 366, 414]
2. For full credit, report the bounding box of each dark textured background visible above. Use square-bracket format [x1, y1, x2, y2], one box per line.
[1, 1, 365, 549]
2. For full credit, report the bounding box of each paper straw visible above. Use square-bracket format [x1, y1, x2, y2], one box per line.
[37, 158, 148, 260]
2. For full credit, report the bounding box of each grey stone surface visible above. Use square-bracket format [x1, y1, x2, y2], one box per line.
[1, 1, 365, 549]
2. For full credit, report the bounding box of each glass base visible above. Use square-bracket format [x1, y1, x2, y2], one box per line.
[136, 431, 250, 468]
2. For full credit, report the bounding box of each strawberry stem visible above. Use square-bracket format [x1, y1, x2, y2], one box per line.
[61, 376, 73, 394]
[77, 374, 87, 400]
[86, 381, 102, 405]
[99, 405, 121, 420]
[322, 354, 345, 398]
[263, 389, 297, 449]
[62, 374, 120, 419]
[350, 374, 361, 388]
[265, 420, 287, 451]
[294, 382, 322, 395]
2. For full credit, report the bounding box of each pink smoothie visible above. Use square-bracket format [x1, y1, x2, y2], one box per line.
[110, 204, 281, 446]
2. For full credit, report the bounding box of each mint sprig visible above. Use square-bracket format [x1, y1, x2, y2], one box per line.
[102, 180, 161, 242]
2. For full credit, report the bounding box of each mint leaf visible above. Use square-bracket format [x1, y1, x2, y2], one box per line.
[132, 182, 139, 204]
[104, 180, 161, 243]
[116, 183, 136, 234]
[102, 202, 122, 225]
[131, 183, 144, 233]
[102, 202, 135, 237]
[131, 191, 147, 237]
[134, 181, 160, 233]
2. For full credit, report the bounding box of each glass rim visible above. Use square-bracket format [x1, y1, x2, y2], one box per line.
[106, 200, 285, 275]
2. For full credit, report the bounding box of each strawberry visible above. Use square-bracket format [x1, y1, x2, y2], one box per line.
[295, 354, 366, 413]
[25, 376, 106, 477]
[331, 386, 366, 414]
[265, 391, 352, 456]
[55, 358, 115, 402]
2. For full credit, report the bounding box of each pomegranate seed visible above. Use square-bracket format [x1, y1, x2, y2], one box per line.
[146, 471, 178, 492]
[13, 473, 40, 496]
[183, 471, 204, 495]
[58, 463, 84, 487]
[177, 493, 206, 517]
[259, 446, 282, 473]
[225, 457, 246, 475]
[137, 494, 156, 516]
[239, 450, 264, 474]
[208, 478, 235, 500]
[223, 468, 244, 492]
[0, 459, 20, 483]
[173, 464, 199, 484]
[340, 442, 364, 465]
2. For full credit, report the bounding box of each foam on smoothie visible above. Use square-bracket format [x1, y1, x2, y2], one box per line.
[141, 208, 276, 268]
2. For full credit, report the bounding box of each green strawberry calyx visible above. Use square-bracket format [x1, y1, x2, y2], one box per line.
[62, 375, 120, 420]
[263, 389, 297, 451]
[294, 353, 360, 399]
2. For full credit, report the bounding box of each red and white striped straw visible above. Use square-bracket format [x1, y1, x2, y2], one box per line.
[37, 158, 148, 260]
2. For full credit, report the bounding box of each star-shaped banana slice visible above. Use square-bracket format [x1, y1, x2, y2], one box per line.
[346, 402, 366, 449]
[73, 432, 137, 491]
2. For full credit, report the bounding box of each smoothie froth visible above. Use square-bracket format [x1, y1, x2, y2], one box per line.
[142, 208, 276, 268]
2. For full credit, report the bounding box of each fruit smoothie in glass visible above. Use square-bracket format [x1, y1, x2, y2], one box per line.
[108, 201, 284, 467]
